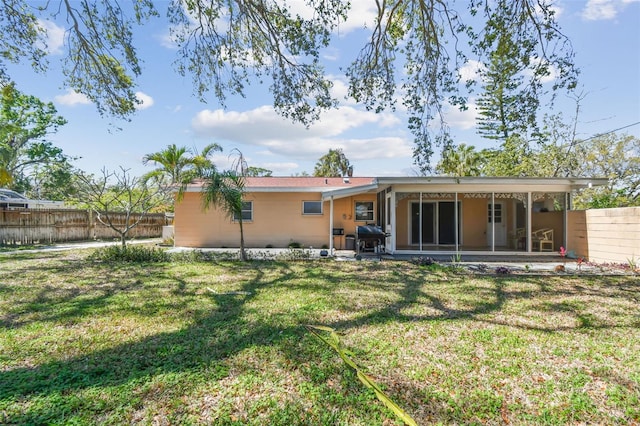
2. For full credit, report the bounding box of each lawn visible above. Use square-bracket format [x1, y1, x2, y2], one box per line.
[1, 250, 638, 425]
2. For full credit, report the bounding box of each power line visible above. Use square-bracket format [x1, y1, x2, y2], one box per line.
[578, 121, 640, 144]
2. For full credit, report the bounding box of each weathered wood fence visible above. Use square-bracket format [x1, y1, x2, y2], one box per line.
[567, 206, 640, 264]
[0, 208, 167, 245]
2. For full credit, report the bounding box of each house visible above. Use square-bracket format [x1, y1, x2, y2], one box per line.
[173, 176, 607, 255]
[0, 188, 66, 209]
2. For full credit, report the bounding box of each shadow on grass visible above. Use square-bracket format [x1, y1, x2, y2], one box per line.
[0, 264, 304, 422]
[1, 259, 638, 424]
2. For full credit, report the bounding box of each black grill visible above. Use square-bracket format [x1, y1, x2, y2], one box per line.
[356, 225, 387, 253]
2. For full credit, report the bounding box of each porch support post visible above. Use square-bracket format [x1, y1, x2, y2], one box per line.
[455, 192, 459, 253]
[491, 192, 495, 252]
[527, 192, 532, 252]
[329, 196, 334, 253]
[419, 192, 423, 252]
[564, 192, 568, 250]
[391, 189, 396, 253]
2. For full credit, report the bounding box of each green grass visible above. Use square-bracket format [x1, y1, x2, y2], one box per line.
[1, 251, 639, 425]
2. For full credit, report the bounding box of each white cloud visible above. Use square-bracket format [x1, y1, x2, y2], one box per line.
[191, 104, 411, 162]
[205, 154, 299, 175]
[538, 65, 559, 84]
[329, 77, 352, 102]
[135, 92, 154, 110]
[458, 60, 485, 83]
[523, 58, 559, 84]
[341, 2, 379, 33]
[259, 162, 300, 174]
[533, 2, 563, 19]
[158, 31, 178, 49]
[37, 19, 65, 55]
[192, 105, 400, 142]
[438, 101, 478, 131]
[54, 89, 91, 106]
[581, 0, 637, 20]
[285, 1, 377, 34]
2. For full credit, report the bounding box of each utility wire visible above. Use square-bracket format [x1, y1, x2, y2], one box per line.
[577, 121, 640, 144]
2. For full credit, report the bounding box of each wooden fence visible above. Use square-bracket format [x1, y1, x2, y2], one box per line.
[567, 207, 640, 264]
[0, 208, 167, 245]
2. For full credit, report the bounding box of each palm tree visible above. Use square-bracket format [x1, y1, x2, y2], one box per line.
[191, 143, 223, 177]
[436, 144, 484, 177]
[142, 144, 195, 185]
[201, 168, 248, 261]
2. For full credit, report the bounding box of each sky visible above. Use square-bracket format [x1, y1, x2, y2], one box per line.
[5, 0, 640, 179]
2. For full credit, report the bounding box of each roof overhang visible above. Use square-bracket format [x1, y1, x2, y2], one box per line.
[374, 177, 608, 193]
[181, 177, 608, 196]
[321, 183, 380, 200]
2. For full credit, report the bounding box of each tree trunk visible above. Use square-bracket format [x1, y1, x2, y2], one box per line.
[238, 219, 247, 261]
[121, 233, 127, 247]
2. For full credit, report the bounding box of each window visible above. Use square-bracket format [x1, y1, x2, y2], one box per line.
[233, 201, 253, 221]
[303, 201, 323, 215]
[355, 201, 374, 222]
[488, 203, 502, 223]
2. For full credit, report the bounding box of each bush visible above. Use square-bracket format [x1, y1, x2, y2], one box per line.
[411, 256, 437, 267]
[288, 241, 302, 248]
[89, 245, 170, 263]
[495, 266, 511, 275]
[170, 250, 239, 262]
[278, 248, 311, 260]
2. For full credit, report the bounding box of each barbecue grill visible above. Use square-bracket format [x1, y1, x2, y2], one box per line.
[356, 225, 387, 253]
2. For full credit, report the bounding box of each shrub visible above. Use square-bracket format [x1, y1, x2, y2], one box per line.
[89, 245, 170, 263]
[278, 248, 311, 260]
[495, 266, 511, 275]
[411, 256, 437, 267]
[170, 250, 239, 262]
[288, 241, 302, 248]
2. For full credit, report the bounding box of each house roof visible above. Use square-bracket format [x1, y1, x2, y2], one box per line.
[185, 176, 376, 193]
[321, 176, 609, 200]
[184, 176, 608, 199]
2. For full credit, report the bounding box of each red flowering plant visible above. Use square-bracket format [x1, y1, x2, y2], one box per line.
[559, 246, 567, 266]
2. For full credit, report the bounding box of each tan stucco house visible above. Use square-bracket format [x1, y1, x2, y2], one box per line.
[174, 176, 607, 255]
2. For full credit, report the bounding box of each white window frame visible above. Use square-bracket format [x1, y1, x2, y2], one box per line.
[233, 201, 253, 222]
[355, 201, 374, 222]
[302, 200, 323, 215]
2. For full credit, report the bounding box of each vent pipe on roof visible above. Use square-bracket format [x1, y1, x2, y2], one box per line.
[343, 177, 350, 184]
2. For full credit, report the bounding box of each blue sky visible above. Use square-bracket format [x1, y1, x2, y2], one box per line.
[6, 0, 640, 178]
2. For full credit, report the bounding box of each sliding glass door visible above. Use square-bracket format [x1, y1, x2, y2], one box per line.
[411, 201, 461, 246]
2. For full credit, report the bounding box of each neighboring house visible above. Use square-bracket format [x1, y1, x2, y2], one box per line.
[174, 176, 607, 255]
[0, 188, 66, 209]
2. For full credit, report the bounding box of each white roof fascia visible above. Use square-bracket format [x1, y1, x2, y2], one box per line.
[182, 185, 368, 194]
[181, 177, 607, 193]
[321, 183, 380, 200]
[244, 186, 349, 193]
[375, 177, 608, 191]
